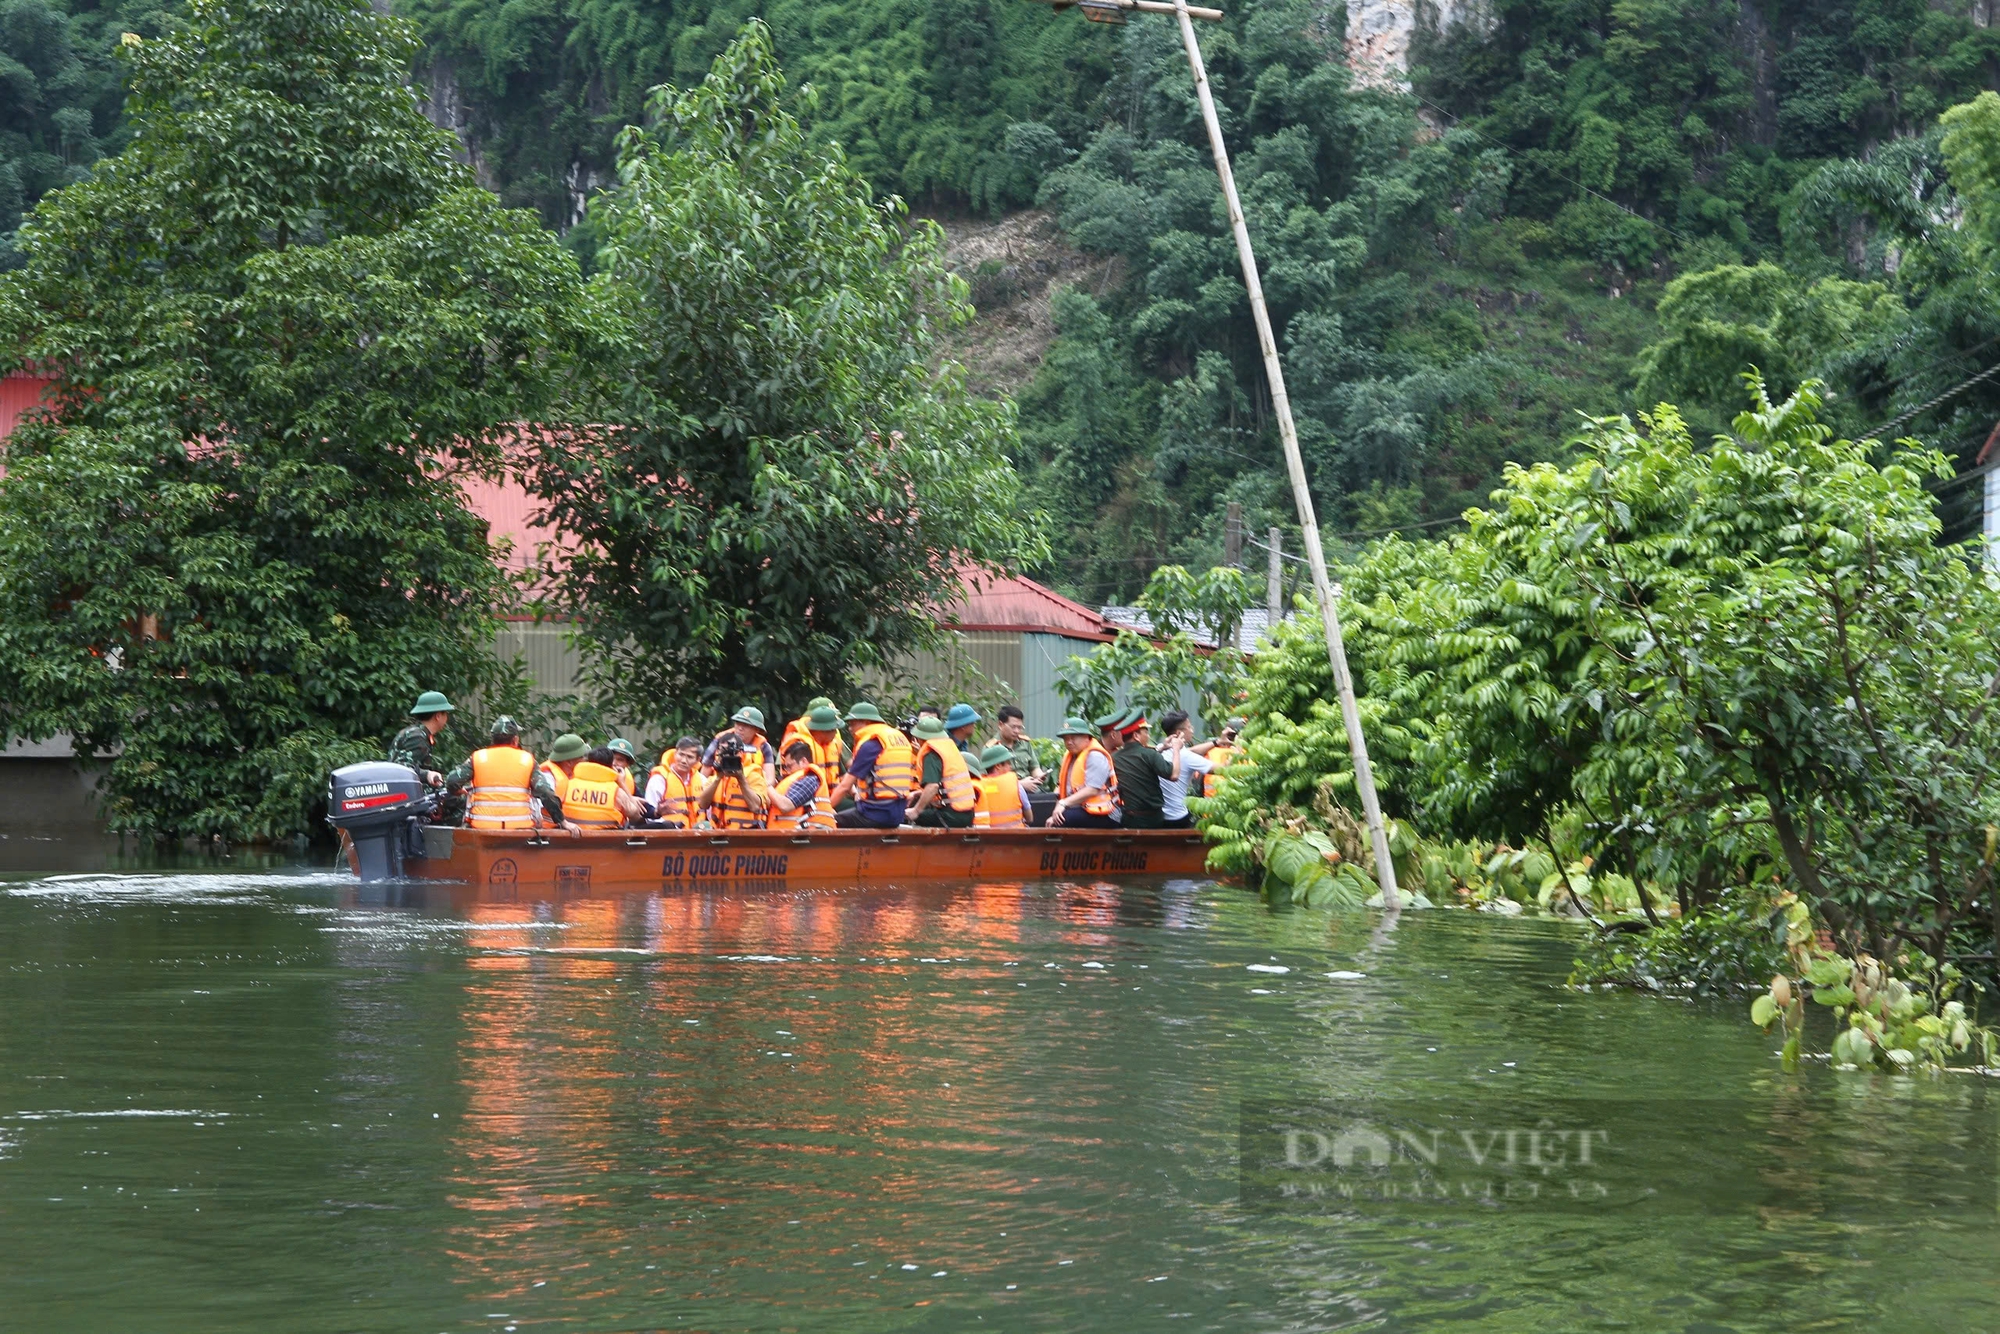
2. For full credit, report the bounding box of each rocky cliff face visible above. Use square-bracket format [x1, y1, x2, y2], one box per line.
[1346, 0, 1490, 88]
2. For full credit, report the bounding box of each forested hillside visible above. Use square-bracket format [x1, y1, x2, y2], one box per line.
[10, 0, 2000, 602]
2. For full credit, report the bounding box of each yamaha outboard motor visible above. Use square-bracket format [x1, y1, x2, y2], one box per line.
[327, 761, 436, 881]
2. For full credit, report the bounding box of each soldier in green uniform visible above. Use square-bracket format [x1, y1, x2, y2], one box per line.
[389, 691, 455, 783]
[389, 692, 462, 820]
[443, 715, 566, 826]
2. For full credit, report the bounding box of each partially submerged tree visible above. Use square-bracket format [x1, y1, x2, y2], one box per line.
[1302, 378, 2000, 969]
[0, 0, 591, 838]
[531, 23, 1045, 729]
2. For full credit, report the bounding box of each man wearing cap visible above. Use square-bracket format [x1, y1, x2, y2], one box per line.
[1049, 716, 1120, 828]
[605, 738, 641, 797]
[1110, 710, 1176, 830]
[973, 743, 1033, 828]
[541, 733, 635, 834]
[781, 696, 846, 758]
[389, 691, 455, 788]
[444, 716, 569, 831]
[826, 702, 915, 829]
[702, 707, 778, 797]
[907, 712, 978, 828]
[787, 704, 847, 796]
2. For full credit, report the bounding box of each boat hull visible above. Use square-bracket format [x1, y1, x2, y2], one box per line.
[380, 824, 1213, 894]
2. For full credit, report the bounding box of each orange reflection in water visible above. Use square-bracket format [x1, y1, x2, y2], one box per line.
[437, 879, 1110, 1301]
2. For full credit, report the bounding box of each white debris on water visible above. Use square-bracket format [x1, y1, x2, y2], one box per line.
[1246, 964, 1289, 974]
[1326, 970, 1367, 980]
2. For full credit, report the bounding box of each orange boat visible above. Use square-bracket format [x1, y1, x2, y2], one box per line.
[383, 824, 1213, 894]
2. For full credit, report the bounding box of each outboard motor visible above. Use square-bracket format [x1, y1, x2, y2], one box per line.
[327, 761, 437, 881]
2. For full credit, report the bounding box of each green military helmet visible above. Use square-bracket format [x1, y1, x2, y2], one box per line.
[979, 743, 1015, 771]
[806, 695, 835, 713]
[548, 733, 589, 762]
[806, 705, 843, 731]
[606, 738, 637, 762]
[730, 705, 767, 732]
[910, 715, 946, 741]
[489, 715, 521, 740]
[845, 701, 886, 724]
[1091, 707, 1126, 731]
[1057, 716, 1096, 738]
[409, 690, 455, 717]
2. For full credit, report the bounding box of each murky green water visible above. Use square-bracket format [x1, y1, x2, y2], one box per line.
[1, 858, 1995, 1332]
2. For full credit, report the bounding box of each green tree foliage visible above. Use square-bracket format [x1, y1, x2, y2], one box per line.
[0, 0, 178, 265]
[527, 24, 1045, 733]
[1053, 563, 1252, 725]
[395, 0, 1117, 222]
[0, 0, 591, 838]
[1232, 378, 2000, 968]
[1631, 263, 1902, 436]
[1626, 94, 2000, 512]
[1419, 0, 2000, 258]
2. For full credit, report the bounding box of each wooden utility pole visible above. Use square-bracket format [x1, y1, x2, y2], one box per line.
[1224, 500, 1243, 569]
[1169, 0, 1398, 905]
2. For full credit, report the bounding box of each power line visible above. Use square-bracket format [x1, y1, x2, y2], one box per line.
[1857, 361, 2000, 442]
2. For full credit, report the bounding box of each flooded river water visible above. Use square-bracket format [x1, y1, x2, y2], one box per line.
[1, 849, 1995, 1331]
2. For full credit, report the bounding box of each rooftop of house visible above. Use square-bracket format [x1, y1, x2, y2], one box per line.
[1098, 604, 1293, 654]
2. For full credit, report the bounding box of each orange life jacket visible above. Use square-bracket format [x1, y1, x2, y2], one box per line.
[916, 735, 977, 812]
[709, 762, 768, 830]
[1060, 741, 1119, 817]
[466, 745, 539, 829]
[797, 730, 844, 792]
[973, 769, 1026, 829]
[1203, 742, 1240, 799]
[649, 761, 698, 828]
[774, 767, 836, 829]
[853, 723, 915, 803]
[561, 760, 625, 828]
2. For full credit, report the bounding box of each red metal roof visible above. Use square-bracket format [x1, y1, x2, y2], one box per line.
[940, 569, 1114, 641]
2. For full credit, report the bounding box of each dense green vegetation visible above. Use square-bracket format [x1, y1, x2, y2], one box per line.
[525, 23, 1043, 727]
[366, 0, 2000, 600]
[0, 0, 593, 838]
[0, 0, 179, 265]
[1183, 378, 2000, 1068]
[14, 0, 2000, 597]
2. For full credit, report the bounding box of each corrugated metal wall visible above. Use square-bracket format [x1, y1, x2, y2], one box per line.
[494, 620, 588, 694]
[1019, 632, 1099, 737]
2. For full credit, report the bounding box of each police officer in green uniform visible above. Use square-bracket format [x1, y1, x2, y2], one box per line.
[443, 716, 565, 825]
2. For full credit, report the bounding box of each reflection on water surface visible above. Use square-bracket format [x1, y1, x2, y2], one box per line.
[0, 863, 1994, 1332]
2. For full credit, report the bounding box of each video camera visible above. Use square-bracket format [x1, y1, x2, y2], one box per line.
[712, 732, 746, 777]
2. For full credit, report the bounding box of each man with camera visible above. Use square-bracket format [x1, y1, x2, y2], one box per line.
[699, 706, 778, 828]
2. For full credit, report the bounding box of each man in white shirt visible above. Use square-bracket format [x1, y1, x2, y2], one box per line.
[1158, 710, 1211, 829]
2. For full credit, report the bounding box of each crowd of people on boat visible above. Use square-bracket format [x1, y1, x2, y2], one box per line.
[387, 692, 1243, 835]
